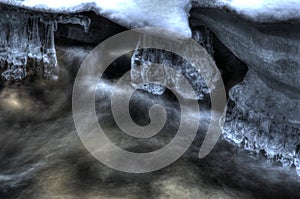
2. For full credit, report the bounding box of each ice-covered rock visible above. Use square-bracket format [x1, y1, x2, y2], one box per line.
[192, 9, 300, 175]
[192, 9, 300, 93]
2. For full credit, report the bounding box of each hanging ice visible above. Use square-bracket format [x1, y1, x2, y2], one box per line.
[130, 26, 214, 100]
[0, 7, 91, 81]
[223, 70, 300, 175]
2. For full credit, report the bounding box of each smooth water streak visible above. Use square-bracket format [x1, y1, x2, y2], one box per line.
[72, 27, 227, 173]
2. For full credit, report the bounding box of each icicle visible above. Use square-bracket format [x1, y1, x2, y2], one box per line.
[42, 22, 58, 79]
[0, 7, 91, 82]
[2, 13, 28, 81]
[0, 21, 8, 69]
[28, 17, 42, 60]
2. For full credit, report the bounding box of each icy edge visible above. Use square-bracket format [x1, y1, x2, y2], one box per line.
[0, 0, 192, 38]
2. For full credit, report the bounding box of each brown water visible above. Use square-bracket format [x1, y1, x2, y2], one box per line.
[0, 45, 299, 199]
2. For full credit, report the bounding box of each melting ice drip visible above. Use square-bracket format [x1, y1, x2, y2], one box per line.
[0, 8, 90, 81]
[130, 26, 214, 100]
[223, 70, 300, 175]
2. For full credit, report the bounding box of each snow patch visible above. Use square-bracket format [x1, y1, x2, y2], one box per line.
[0, 0, 192, 37]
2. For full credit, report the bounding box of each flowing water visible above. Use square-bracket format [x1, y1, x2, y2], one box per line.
[0, 45, 300, 199]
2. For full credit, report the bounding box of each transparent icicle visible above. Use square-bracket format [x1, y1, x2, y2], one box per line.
[28, 17, 42, 60]
[42, 22, 58, 79]
[2, 14, 28, 81]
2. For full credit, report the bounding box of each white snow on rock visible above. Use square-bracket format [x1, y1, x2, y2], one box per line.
[193, 0, 300, 22]
[1, 0, 300, 38]
[0, 0, 192, 37]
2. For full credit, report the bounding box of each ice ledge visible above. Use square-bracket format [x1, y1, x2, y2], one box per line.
[0, 0, 192, 38]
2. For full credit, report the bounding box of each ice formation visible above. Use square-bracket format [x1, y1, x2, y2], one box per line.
[193, 9, 300, 175]
[1, 0, 300, 81]
[223, 70, 300, 174]
[0, 7, 90, 81]
[130, 27, 214, 100]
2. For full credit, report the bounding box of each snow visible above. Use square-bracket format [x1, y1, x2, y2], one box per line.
[1, 0, 300, 38]
[0, 0, 192, 38]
